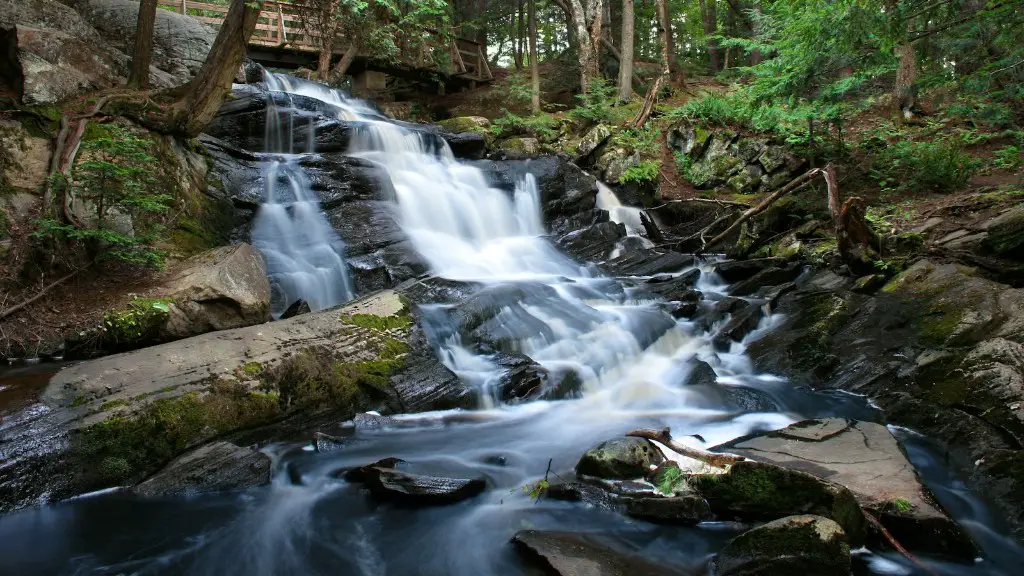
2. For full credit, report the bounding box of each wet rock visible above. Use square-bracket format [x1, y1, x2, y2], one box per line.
[852, 273, 887, 294]
[683, 359, 718, 387]
[546, 480, 620, 510]
[157, 243, 271, 339]
[624, 494, 713, 525]
[362, 467, 486, 506]
[281, 299, 311, 319]
[343, 457, 404, 482]
[713, 258, 786, 283]
[714, 515, 852, 576]
[481, 156, 598, 226]
[441, 131, 487, 160]
[496, 353, 582, 402]
[667, 121, 712, 158]
[605, 249, 695, 277]
[558, 221, 626, 262]
[728, 263, 803, 297]
[690, 461, 866, 545]
[133, 441, 271, 498]
[576, 437, 665, 480]
[513, 530, 690, 576]
[722, 418, 976, 557]
[713, 305, 765, 349]
[495, 137, 541, 160]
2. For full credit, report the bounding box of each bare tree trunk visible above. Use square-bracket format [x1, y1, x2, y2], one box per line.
[655, 0, 671, 79]
[663, 5, 679, 82]
[327, 44, 359, 84]
[587, 0, 603, 90]
[171, 0, 263, 137]
[528, 0, 541, 113]
[128, 0, 158, 88]
[894, 42, 919, 122]
[617, 0, 634, 102]
[700, 0, 721, 73]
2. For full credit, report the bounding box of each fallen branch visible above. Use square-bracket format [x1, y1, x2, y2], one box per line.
[863, 510, 939, 576]
[0, 263, 91, 321]
[629, 76, 663, 129]
[640, 211, 665, 243]
[698, 166, 825, 253]
[627, 427, 745, 468]
[648, 198, 751, 211]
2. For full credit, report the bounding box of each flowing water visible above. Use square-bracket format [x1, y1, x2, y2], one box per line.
[0, 76, 1020, 575]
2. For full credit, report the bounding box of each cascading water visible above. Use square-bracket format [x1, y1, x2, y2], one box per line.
[3, 74, 1020, 576]
[248, 73, 355, 316]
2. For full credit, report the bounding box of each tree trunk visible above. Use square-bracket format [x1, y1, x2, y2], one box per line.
[528, 0, 541, 113]
[617, 0, 634, 102]
[700, 0, 721, 73]
[128, 0, 158, 89]
[587, 0, 603, 91]
[894, 42, 919, 122]
[655, 0, 671, 79]
[328, 44, 359, 84]
[171, 0, 263, 137]
[663, 4, 679, 82]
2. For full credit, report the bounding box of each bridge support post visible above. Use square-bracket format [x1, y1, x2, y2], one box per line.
[351, 70, 387, 97]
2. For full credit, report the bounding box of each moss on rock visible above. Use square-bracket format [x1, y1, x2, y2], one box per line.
[715, 515, 852, 576]
[102, 297, 174, 346]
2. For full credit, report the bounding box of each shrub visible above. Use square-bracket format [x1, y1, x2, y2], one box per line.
[569, 78, 621, 125]
[620, 160, 662, 184]
[867, 139, 979, 194]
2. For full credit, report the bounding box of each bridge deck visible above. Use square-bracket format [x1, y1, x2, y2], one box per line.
[159, 1, 492, 85]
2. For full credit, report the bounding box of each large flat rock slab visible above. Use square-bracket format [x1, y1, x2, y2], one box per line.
[724, 418, 975, 557]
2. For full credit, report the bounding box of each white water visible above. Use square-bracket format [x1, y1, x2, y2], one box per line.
[249, 73, 354, 316]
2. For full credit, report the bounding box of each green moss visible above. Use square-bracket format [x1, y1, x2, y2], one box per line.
[788, 293, 849, 376]
[340, 313, 413, 332]
[168, 193, 234, 257]
[103, 297, 173, 345]
[920, 306, 963, 347]
[135, 385, 178, 400]
[241, 361, 263, 377]
[69, 394, 88, 408]
[99, 398, 130, 411]
[438, 117, 488, 135]
[72, 381, 282, 488]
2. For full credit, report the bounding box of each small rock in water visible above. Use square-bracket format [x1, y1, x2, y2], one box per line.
[576, 437, 665, 480]
[362, 467, 486, 506]
[281, 299, 311, 319]
[512, 530, 692, 576]
[714, 515, 852, 576]
[343, 457, 405, 483]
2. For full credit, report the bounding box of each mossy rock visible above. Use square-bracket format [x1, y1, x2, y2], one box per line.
[436, 116, 490, 135]
[715, 515, 852, 576]
[984, 206, 1024, 259]
[497, 137, 541, 159]
[575, 437, 665, 480]
[691, 461, 867, 546]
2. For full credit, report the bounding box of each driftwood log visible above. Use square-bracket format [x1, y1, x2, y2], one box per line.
[627, 427, 745, 468]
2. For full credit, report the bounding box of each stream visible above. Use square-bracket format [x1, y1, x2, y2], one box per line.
[0, 75, 1021, 575]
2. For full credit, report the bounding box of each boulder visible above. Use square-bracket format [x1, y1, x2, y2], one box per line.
[667, 121, 712, 158]
[67, 0, 215, 84]
[623, 494, 713, 525]
[558, 221, 626, 262]
[1, 24, 126, 104]
[984, 205, 1024, 259]
[1, 288, 473, 513]
[361, 467, 486, 506]
[722, 418, 976, 557]
[133, 441, 271, 498]
[728, 263, 803, 297]
[713, 258, 786, 283]
[576, 437, 665, 480]
[495, 352, 582, 402]
[478, 156, 598, 226]
[682, 359, 718, 387]
[441, 131, 487, 160]
[575, 124, 612, 163]
[157, 244, 271, 339]
[280, 299, 311, 319]
[435, 116, 490, 134]
[512, 530, 690, 576]
[496, 137, 541, 159]
[714, 515, 852, 576]
[604, 249, 695, 277]
[690, 461, 866, 545]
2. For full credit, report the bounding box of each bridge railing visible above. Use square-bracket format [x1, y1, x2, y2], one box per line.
[158, 0, 492, 81]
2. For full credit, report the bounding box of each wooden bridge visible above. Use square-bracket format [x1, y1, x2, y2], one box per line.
[159, 0, 493, 89]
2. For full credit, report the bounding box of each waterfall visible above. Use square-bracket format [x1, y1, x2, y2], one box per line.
[249, 73, 355, 317]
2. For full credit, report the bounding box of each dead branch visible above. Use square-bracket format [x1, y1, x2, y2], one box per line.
[863, 510, 939, 576]
[627, 427, 745, 468]
[629, 76, 662, 129]
[698, 167, 825, 253]
[0, 263, 91, 321]
[648, 198, 751, 211]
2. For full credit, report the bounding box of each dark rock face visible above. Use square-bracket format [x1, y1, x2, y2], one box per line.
[605, 250, 696, 277]
[361, 466, 486, 505]
[728, 263, 803, 297]
[682, 359, 718, 387]
[623, 494, 713, 525]
[690, 461, 867, 545]
[478, 156, 598, 225]
[494, 352, 582, 402]
[558, 221, 626, 262]
[745, 261, 1024, 541]
[281, 299, 311, 319]
[713, 305, 765, 349]
[714, 258, 786, 283]
[512, 530, 693, 576]
[134, 441, 271, 498]
[721, 418, 977, 557]
[714, 515, 852, 576]
[439, 131, 487, 160]
[576, 437, 665, 480]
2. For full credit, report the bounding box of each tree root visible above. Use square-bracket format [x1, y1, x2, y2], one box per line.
[627, 427, 745, 468]
[862, 510, 939, 576]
